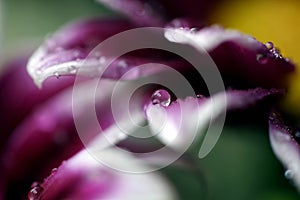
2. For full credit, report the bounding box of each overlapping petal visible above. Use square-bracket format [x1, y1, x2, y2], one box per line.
[146, 88, 282, 153]
[0, 55, 75, 151]
[28, 148, 178, 200]
[165, 26, 295, 89]
[269, 110, 300, 191]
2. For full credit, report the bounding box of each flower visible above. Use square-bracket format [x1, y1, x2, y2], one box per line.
[1, 0, 299, 199]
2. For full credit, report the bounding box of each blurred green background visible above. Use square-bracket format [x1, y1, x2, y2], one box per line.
[2, 0, 299, 199]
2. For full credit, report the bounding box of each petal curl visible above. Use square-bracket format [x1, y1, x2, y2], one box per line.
[27, 18, 135, 87]
[165, 26, 295, 89]
[269, 110, 300, 191]
[146, 88, 281, 155]
[28, 149, 178, 200]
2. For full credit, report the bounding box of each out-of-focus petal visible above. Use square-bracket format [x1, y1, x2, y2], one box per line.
[29, 148, 178, 200]
[146, 88, 281, 154]
[0, 78, 158, 199]
[269, 110, 300, 191]
[165, 26, 295, 89]
[0, 55, 75, 151]
[96, 0, 215, 26]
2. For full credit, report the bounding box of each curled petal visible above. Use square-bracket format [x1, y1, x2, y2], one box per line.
[165, 26, 295, 89]
[146, 88, 281, 155]
[269, 110, 300, 191]
[29, 149, 178, 200]
[27, 18, 135, 87]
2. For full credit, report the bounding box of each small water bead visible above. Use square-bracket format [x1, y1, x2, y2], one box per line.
[284, 169, 294, 180]
[256, 54, 268, 64]
[51, 167, 58, 175]
[28, 184, 43, 200]
[196, 94, 205, 99]
[265, 41, 274, 50]
[151, 89, 171, 107]
[53, 72, 60, 79]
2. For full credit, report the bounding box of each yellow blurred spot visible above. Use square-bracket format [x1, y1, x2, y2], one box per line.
[209, 0, 300, 116]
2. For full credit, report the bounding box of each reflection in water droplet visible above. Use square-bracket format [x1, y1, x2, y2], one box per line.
[51, 168, 58, 174]
[256, 54, 268, 64]
[151, 89, 171, 107]
[53, 72, 60, 79]
[265, 42, 274, 50]
[284, 169, 294, 180]
[196, 94, 205, 99]
[28, 185, 43, 200]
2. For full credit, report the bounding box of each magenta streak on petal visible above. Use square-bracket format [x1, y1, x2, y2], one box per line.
[31, 149, 177, 200]
[269, 110, 300, 191]
[165, 26, 295, 89]
[146, 88, 282, 153]
[0, 54, 75, 152]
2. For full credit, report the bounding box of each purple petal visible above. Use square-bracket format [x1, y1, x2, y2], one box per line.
[146, 88, 281, 155]
[1, 79, 158, 199]
[0, 54, 75, 151]
[27, 18, 186, 88]
[28, 149, 178, 200]
[269, 110, 300, 191]
[165, 26, 295, 89]
[27, 18, 135, 87]
[96, 0, 215, 27]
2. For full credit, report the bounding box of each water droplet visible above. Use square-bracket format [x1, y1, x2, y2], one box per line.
[256, 54, 268, 64]
[51, 168, 58, 174]
[190, 28, 198, 33]
[28, 185, 43, 200]
[265, 42, 274, 50]
[284, 169, 294, 180]
[196, 94, 205, 99]
[53, 72, 60, 79]
[151, 89, 171, 107]
[68, 65, 77, 74]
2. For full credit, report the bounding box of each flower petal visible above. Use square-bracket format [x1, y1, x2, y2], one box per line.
[0, 78, 158, 199]
[27, 18, 136, 87]
[165, 26, 295, 89]
[269, 110, 300, 191]
[96, 0, 214, 26]
[29, 148, 178, 200]
[146, 88, 282, 157]
[0, 54, 75, 151]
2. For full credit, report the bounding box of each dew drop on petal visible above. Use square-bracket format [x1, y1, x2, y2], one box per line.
[284, 169, 294, 180]
[151, 89, 171, 107]
[51, 167, 58, 175]
[28, 184, 43, 200]
[53, 72, 60, 79]
[196, 94, 205, 99]
[265, 41, 274, 50]
[256, 54, 268, 64]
